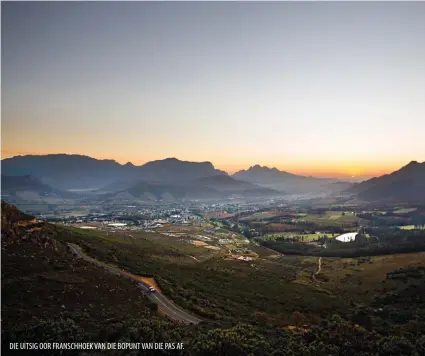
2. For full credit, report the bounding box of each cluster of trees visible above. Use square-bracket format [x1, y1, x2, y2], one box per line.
[357, 209, 425, 229]
[262, 230, 425, 257]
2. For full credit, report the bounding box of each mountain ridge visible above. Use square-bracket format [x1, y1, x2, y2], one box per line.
[347, 160, 425, 202]
[232, 164, 342, 194]
[2, 154, 423, 197]
[1, 154, 227, 190]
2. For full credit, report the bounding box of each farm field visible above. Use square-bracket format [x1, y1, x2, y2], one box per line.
[240, 211, 298, 221]
[393, 208, 417, 214]
[264, 232, 335, 241]
[68, 222, 259, 262]
[300, 211, 364, 227]
[398, 225, 425, 230]
[293, 252, 425, 301]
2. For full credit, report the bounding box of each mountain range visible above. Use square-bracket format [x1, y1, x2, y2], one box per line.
[1, 155, 283, 201]
[1, 154, 424, 202]
[1, 155, 227, 190]
[232, 165, 349, 194]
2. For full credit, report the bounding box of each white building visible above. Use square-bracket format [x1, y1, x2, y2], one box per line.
[335, 232, 358, 243]
[219, 239, 232, 244]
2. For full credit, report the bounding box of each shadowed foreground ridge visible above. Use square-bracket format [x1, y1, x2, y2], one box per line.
[2, 201, 425, 355]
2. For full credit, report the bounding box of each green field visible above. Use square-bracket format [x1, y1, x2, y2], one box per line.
[240, 211, 283, 221]
[398, 225, 425, 230]
[300, 211, 363, 227]
[264, 232, 335, 241]
[393, 208, 417, 214]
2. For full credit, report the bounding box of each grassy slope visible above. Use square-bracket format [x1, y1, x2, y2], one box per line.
[54, 225, 425, 326]
[54, 226, 346, 322]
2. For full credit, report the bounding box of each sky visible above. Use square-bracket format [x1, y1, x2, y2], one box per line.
[2, 2, 424, 178]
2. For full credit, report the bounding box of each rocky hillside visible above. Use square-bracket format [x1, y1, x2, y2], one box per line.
[1, 200, 59, 249]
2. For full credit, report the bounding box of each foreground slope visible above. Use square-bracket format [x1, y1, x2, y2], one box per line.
[1, 201, 195, 353]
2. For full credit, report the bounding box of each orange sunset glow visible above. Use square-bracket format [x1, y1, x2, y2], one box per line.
[0, 147, 412, 180]
[1, 2, 424, 180]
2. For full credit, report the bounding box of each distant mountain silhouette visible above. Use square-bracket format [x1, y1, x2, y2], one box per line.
[1, 155, 126, 190]
[232, 165, 340, 194]
[137, 157, 228, 184]
[1, 155, 227, 190]
[347, 161, 425, 202]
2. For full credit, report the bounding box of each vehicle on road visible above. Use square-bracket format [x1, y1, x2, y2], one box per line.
[66, 243, 201, 324]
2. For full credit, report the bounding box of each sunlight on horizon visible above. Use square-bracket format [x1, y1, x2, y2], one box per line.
[1, 2, 424, 178]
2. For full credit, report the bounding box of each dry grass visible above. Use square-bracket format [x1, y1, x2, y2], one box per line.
[204, 245, 220, 250]
[119, 270, 162, 293]
[312, 252, 425, 299]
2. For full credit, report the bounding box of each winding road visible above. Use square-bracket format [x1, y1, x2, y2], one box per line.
[67, 243, 202, 325]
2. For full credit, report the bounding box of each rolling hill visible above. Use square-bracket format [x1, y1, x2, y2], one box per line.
[1, 175, 76, 203]
[193, 174, 282, 194]
[347, 161, 425, 202]
[118, 175, 282, 201]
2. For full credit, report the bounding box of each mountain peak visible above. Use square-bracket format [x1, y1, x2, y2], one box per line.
[407, 160, 419, 166]
[399, 160, 423, 172]
[250, 164, 267, 170]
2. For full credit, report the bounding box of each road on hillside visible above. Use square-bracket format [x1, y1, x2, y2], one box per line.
[312, 257, 322, 281]
[67, 243, 202, 325]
